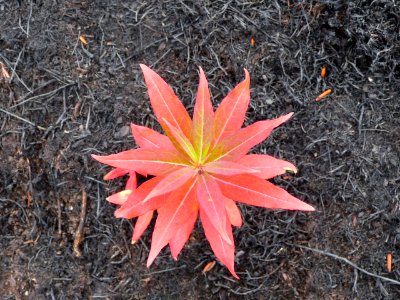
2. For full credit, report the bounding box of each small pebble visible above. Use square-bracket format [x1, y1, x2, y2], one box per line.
[115, 125, 130, 138]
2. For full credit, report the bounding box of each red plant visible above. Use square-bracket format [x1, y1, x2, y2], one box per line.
[92, 65, 314, 278]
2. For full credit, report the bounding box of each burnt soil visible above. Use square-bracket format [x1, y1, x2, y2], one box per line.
[1, 1, 400, 299]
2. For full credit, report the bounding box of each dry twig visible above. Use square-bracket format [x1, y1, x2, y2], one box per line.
[289, 244, 400, 285]
[73, 187, 88, 257]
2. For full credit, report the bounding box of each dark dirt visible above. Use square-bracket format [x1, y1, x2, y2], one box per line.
[1, 1, 400, 299]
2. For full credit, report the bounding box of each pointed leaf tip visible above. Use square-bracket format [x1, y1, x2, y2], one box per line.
[215, 174, 315, 212]
[200, 208, 238, 279]
[198, 66, 204, 74]
[283, 166, 298, 174]
[210, 112, 296, 162]
[308, 205, 316, 212]
[106, 189, 132, 205]
[238, 154, 297, 180]
[140, 63, 192, 139]
[103, 168, 130, 180]
[131, 211, 154, 243]
[139, 64, 149, 71]
[213, 70, 251, 146]
[244, 68, 249, 80]
[130, 122, 175, 150]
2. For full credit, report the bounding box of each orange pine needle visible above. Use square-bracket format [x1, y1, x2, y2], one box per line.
[321, 66, 327, 78]
[1, 62, 10, 79]
[79, 35, 88, 46]
[202, 261, 216, 274]
[250, 36, 255, 47]
[26, 191, 32, 207]
[387, 253, 392, 273]
[316, 89, 332, 102]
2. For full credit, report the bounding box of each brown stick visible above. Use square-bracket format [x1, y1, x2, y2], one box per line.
[57, 195, 62, 235]
[73, 187, 88, 257]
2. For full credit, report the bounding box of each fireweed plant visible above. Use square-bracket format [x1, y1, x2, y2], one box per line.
[92, 65, 315, 278]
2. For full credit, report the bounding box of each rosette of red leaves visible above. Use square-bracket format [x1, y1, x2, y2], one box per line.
[92, 65, 314, 279]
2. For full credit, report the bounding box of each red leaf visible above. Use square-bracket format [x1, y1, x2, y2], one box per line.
[204, 160, 259, 176]
[92, 148, 190, 176]
[130, 123, 175, 151]
[115, 169, 196, 219]
[214, 174, 315, 211]
[144, 166, 196, 201]
[140, 64, 192, 138]
[115, 176, 166, 218]
[191, 67, 214, 162]
[237, 154, 297, 179]
[106, 172, 136, 205]
[209, 113, 293, 162]
[147, 180, 197, 266]
[224, 197, 242, 227]
[200, 206, 238, 279]
[131, 210, 154, 243]
[197, 175, 233, 245]
[212, 69, 250, 146]
[169, 204, 198, 260]
[106, 189, 132, 205]
[125, 172, 137, 190]
[103, 168, 129, 180]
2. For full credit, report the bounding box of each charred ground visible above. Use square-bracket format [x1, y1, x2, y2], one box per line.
[1, 1, 400, 299]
